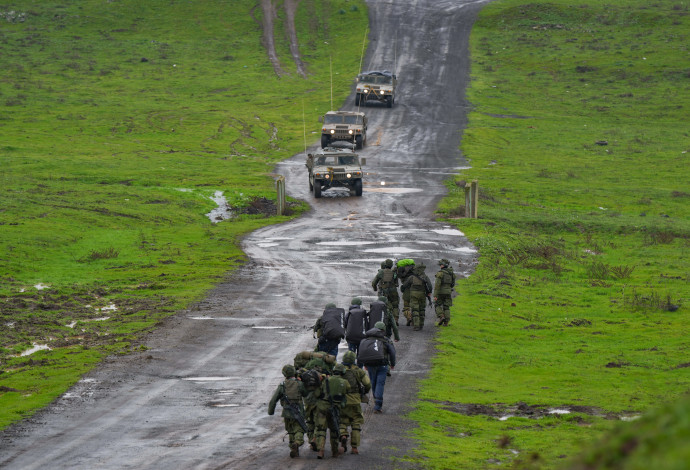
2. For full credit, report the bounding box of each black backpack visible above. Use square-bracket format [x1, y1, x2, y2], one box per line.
[367, 301, 386, 330]
[321, 307, 346, 340]
[345, 307, 368, 344]
[301, 369, 321, 389]
[357, 336, 386, 366]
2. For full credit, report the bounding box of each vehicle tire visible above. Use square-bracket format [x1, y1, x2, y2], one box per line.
[355, 94, 360, 106]
[309, 176, 313, 191]
[314, 181, 322, 198]
[354, 179, 362, 197]
[355, 135, 363, 149]
[321, 135, 330, 149]
[386, 96, 393, 108]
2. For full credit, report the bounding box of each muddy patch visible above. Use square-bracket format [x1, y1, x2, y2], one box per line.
[429, 400, 636, 421]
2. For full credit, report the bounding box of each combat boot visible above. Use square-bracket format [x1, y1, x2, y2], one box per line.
[290, 443, 299, 458]
[310, 438, 317, 452]
[351, 447, 359, 454]
[317, 449, 325, 459]
[340, 435, 348, 453]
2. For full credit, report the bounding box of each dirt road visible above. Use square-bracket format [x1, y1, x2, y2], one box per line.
[0, 1, 488, 468]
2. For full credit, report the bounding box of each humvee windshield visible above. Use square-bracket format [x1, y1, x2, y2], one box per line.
[324, 114, 364, 125]
[361, 75, 392, 85]
[315, 155, 357, 166]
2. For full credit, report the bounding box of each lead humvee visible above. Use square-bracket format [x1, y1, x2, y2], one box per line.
[320, 110, 367, 149]
[355, 70, 397, 108]
[306, 147, 366, 198]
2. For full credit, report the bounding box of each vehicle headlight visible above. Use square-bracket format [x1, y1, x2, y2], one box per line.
[346, 173, 352, 178]
[348, 129, 353, 135]
[364, 89, 369, 93]
[330, 129, 335, 134]
[325, 174, 330, 179]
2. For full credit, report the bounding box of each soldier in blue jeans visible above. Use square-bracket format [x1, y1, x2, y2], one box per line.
[360, 321, 396, 413]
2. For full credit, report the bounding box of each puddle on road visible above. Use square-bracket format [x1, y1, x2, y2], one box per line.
[316, 241, 378, 246]
[364, 246, 424, 254]
[453, 246, 477, 253]
[257, 242, 280, 248]
[251, 326, 287, 330]
[432, 228, 465, 236]
[211, 404, 240, 408]
[365, 187, 424, 194]
[183, 377, 234, 382]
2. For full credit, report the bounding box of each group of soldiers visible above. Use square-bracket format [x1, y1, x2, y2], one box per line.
[268, 258, 456, 459]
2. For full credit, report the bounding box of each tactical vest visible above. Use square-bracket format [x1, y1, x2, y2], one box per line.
[343, 368, 359, 393]
[324, 376, 348, 404]
[380, 268, 395, 288]
[411, 274, 426, 291]
[284, 378, 302, 401]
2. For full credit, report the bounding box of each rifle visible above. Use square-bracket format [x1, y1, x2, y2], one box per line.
[426, 293, 433, 307]
[325, 379, 341, 436]
[282, 394, 309, 433]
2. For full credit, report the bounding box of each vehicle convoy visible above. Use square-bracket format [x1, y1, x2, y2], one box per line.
[355, 70, 397, 108]
[320, 110, 367, 149]
[306, 147, 366, 198]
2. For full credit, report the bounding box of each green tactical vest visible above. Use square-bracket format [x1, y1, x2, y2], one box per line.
[284, 379, 302, 401]
[380, 268, 394, 288]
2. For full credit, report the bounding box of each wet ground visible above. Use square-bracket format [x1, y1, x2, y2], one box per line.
[0, 1, 489, 468]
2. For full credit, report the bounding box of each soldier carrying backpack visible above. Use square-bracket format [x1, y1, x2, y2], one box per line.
[313, 302, 346, 358]
[357, 321, 396, 414]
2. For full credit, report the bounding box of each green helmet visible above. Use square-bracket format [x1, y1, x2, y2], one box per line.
[325, 302, 336, 308]
[381, 261, 386, 268]
[333, 363, 346, 375]
[374, 321, 386, 330]
[343, 351, 357, 365]
[385, 259, 393, 268]
[351, 297, 362, 306]
[282, 364, 296, 378]
[439, 258, 450, 266]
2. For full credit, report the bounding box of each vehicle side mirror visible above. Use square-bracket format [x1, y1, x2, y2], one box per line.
[318, 115, 323, 123]
[393, 75, 397, 80]
[361, 158, 366, 165]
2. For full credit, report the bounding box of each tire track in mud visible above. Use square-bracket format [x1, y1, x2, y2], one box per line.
[0, 1, 488, 469]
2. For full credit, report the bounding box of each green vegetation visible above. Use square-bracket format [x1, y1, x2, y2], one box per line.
[412, 0, 690, 468]
[0, 0, 368, 429]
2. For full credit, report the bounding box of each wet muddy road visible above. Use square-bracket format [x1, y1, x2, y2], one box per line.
[0, 1, 488, 468]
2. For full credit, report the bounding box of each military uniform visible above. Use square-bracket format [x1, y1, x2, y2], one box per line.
[314, 365, 350, 459]
[402, 264, 433, 330]
[434, 259, 456, 326]
[338, 351, 371, 454]
[268, 365, 308, 458]
[371, 259, 400, 324]
[397, 259, 415, 325]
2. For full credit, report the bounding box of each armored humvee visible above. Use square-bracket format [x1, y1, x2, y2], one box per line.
[306, 147, 366, 198]
[355, 70, 397, 108]
[320, 111, 367, 149]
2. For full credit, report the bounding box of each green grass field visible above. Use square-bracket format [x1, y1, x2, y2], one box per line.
[0, 0, 368, 428]
[410, 1, 689, 468]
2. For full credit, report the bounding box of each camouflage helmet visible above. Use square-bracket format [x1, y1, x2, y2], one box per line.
[325, 302, 336, 308]
[439, 258, 450, 266]
[333, 363, 346, 375]
[351, 297, 362, 306]
[343, 351, 357, 365]
[282, 364, 296, 378]
[385, 259, 393, 268]
[380, 261, 386, 268]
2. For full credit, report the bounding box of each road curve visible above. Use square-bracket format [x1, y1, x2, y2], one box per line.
[0, 1, 488, 469]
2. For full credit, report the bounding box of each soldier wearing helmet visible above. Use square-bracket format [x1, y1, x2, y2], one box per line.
[371, 259, 400, 325]
[268, 364, 309, 458]
[434, 259, 456, 326]
[337, 351, 370, 454]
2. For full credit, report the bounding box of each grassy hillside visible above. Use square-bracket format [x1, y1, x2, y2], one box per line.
[0, 0, 368, 429]
[411, 1, 689, 468]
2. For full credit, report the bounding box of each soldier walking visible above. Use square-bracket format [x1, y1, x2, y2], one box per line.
[344, 298, 368, 357]
[268, 365, 309, 458]
[358, 321, 396, 413]
[338, 350, 371, 455]
[402, 263, 433, 331]
[371, 259, 400, 324]
[396, 259, 415, 326]
[434, 258, 456, 326]
[314, 364, 350, 459]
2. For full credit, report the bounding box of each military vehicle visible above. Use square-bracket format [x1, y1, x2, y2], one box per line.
[306, 147, 366, 198]
[320, 111, 367, 149]
[355, 70, 397, 108]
